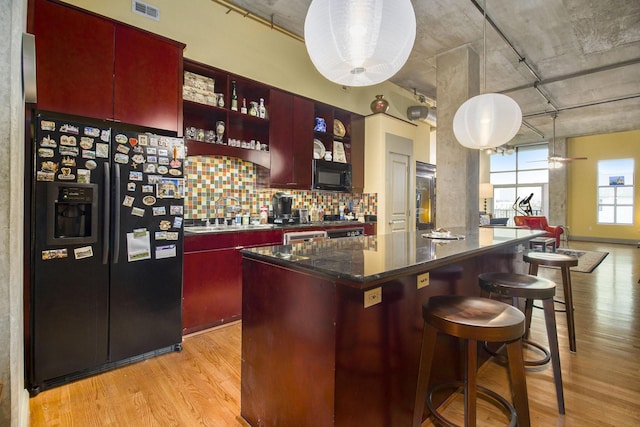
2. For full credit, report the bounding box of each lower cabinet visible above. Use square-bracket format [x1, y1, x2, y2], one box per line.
[182, 225, 376, 335]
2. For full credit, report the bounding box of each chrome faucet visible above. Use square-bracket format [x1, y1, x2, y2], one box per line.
[214, 196, 241, 225]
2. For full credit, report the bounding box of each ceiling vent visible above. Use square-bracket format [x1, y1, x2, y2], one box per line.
[407, 106, 437, 127]
[132, 0, 160, 21]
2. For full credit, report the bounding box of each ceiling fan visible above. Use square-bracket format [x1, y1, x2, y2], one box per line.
[547, 114, 587, 165]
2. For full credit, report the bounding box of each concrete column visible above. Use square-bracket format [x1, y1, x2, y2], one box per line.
[435, 45, 480, 230]
[0, 0, 29, 425]
[549, 137, 568, 226]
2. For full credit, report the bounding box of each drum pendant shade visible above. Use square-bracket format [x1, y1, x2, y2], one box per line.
[304, 0, 416, 87]
[453, 93, 522, 149]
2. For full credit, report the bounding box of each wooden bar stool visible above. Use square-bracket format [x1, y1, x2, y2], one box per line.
[524, 252, 579, 352]
[412, 295, 530, 427]
[478, 272, 565, 414]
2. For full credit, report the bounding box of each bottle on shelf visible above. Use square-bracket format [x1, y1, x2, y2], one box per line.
[258, 98, 266, 119]
[241, 98, 248, 114]
[230, 81, 238, 111]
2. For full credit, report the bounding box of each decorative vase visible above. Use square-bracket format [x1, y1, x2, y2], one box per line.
[370, 94, 389, 113]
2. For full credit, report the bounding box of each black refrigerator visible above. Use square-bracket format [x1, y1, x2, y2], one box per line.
[28, 112, 185, 394]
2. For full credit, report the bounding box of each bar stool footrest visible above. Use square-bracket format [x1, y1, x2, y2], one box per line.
[482, 339, 551, 367]
[426, 380, 517, 427]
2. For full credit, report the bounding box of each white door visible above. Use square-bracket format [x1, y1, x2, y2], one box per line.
[385, 133, 413, 234]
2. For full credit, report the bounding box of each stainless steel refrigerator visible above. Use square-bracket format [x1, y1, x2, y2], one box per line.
[28, 112, 185, 394]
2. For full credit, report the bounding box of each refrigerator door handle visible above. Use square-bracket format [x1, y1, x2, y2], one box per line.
[103, 162, 111, 265]
[113, 163, 121, 264]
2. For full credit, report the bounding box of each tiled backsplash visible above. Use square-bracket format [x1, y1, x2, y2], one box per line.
[184, 156, 378, 219]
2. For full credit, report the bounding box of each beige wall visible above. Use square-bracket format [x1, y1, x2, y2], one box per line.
[567, 129, 640, 243]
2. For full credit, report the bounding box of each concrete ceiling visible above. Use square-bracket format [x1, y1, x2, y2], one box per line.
[221, 0, 640, 145]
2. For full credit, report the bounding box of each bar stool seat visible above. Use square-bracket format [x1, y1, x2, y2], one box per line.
[412, 295, 530, 427]
[478, 272, 565, 414]
[524, 252, 578, 352]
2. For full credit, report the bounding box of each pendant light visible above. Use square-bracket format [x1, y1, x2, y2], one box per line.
[453, 0, 522, 149]
[304, 0, 416, 87]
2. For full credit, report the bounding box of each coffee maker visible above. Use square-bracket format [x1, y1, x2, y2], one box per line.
[272, 192, 293, 224]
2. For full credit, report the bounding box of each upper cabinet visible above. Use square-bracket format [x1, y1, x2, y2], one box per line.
[30, 0, 184, 133]
[182, 59, 271, 169]
[268, 90, 314, 189]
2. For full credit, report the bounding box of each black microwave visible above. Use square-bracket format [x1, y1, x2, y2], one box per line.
[312, 159, 352, 192]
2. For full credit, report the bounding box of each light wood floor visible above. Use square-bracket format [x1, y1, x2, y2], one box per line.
[30, 241, 640, 426]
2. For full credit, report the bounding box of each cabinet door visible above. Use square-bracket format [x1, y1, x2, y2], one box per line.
[268, 90, 294, 186]
[183, 248, 242, 334]
[350, 113, 365, 191]
[291, 96, 314, 187]
[114, 25, 182, 132]
[33, 0, 115, 119]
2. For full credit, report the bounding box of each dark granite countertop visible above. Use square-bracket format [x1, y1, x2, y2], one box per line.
[241, 227, 545, 286]
[184, 220, 374, 235]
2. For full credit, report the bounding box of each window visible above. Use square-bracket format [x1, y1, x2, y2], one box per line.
[489, 144, 548, 218]
[597, 159, 634, 224]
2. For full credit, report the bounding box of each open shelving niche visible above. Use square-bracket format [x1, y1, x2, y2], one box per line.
[182, 58, 363, 188]
[182, 59, 271, 170]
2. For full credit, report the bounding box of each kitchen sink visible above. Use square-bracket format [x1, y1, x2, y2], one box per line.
[184, 224, 275, 233]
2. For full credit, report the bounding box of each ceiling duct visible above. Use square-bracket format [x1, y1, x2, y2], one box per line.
[407, 105, 437, 127]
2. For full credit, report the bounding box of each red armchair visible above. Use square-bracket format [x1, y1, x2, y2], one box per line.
[514, 216, 564, 247]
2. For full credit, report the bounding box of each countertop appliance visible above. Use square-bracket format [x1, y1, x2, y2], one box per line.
[312, 159, 352, 192]
[28, 112, 184, 394]
[272, 192, 293, 224]
[326, 227, 365, 238]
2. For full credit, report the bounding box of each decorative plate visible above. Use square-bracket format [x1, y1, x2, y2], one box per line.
[313, 139, 326, 159]
[333, 119, 346, 137]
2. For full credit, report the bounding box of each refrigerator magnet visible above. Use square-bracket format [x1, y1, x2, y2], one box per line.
[41, 135, 56, 147]
[116, 144, 130, 154]
[129, 171, 143, 181]
[40, 161, 58, 173]
[60, 135, 77, 146]
[59, 146, 79, 156]
[155, 231, 167, 240]
[80, 137, 94, 149]
[131, 207, 145, 217]
[170, 205, 183, 215]
[84, 127, 100, 137]
[149, 135, 159, 146]
[132, 154, 145, 164]
[40, 120, 55, 131]
[115, 134, 128, 144]
[122, 195, 135, 207]
[147, 155, 157, 164]
[127, 182, 136, 191]
[96, 143, 109, 158]
[82, 150, 96, 159]
[100, 129, 110, 142]
[143, 196, 157, 206]
[85, 160, 97, 170]
[142, 185, 154, 193]
[41, 248, 67, 260]
[152, 206, 166, 216]
[77, 169, 91, 184]
[166, 232, 179, 241]
[36, 171, 54, 181]
[159, 220, 171, 230]
[146, 147, 157, 155]
[138, 134, 148, 146]
[155, 244, 176, 259]
[157, 166, 168, 175]
[58, 168, 75, 180]
[133, 145, 144, 154]
[129, 137, 138, 147]
[143, 163, 156, 174]
[74, 246, 93, 260]
[173, 217, 182, 228]
[38, 148, 54, 158]
[59, 124, 79, 134]
[61, 156, 75, 166]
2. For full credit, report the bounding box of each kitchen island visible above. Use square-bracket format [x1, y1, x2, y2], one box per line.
[240, 227, 543, 427]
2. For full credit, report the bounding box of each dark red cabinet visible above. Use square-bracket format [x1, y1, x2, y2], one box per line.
[32, 0, 114, 120]
[268, 90, 314, 189]
[31, 0, 183, 132]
